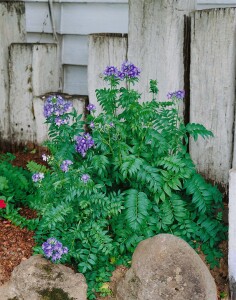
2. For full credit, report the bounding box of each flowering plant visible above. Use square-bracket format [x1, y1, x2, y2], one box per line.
[42, 238, 68, 262]
[26, 62, 226, 299]
[0, 199, 6, 209]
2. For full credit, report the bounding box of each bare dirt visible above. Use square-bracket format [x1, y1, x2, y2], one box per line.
[0, 149, 230, 299]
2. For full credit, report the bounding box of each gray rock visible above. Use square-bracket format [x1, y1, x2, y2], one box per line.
[116, 234, 217, 300]
[0, 254, 87, 300]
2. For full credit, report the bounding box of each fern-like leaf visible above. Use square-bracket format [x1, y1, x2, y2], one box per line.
[186, 123, 213, 141]
[125, 189, 150, 231]
[120, 155, 143, 178]
[184, 174, 215, 213]
[136, 165, 163, 193]
[27, 161, 49, 174]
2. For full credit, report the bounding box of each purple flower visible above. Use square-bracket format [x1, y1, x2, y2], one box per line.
[167, 90, 185, 100]
[86, 104, 96, 112]
[109, 122, 114, 127]
[42, 238, 68, 262]
[89, 122, 95, 129]
[32, 173, 44, 182]
[81, 174, 90, 183]
[43, 95, 72, 118]
[55, 116, 69, 126]
[42, 154, 49, 161]
[117, 71, 125, 80]
[75, 133, 95, 157]
[120, 61, 141, 78]
[60, 160, 73, 172]
[103, 66, 119, 77]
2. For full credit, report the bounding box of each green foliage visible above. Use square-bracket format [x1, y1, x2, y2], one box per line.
[0, 153, 38, 228]
[11, 65, 227, 299]
[0, 153, 35, 207]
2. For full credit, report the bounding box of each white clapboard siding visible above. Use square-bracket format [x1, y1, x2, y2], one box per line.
[196, 0, 236, 9]
[25, 2, 128, 35]
[61, 0, 128, 3]
[60, 3, 128, 35]
[88, 34, 128, 114]
[23, 0, 128, 2]
[128, 0, 195, 105]
[25, 2, 61, 34]
[9, 44, 60, 145]
[63, 65, 88, 95]
[62, 35, 88, 65]
[190, 9, 236, 184]
[0, 2, 26, 142]
[25, 0, 128, 95]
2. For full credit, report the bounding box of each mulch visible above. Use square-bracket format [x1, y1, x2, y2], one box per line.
[0, 208, 35, 285]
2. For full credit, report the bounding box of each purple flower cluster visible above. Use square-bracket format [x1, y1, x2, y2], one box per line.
[167, 90, 185, 100]
[55, 116, 69, 126]
[32, 173, 44, 182]
[103, 62, 141, 80]
[42, 238, 68, 262]
[43, 95, 72, 118]
[81, 174, 90, 183]
[60, 160, 73, 172]
[86, 104, 96, 112]
[120, 61, 141, 78]
[75, 133, 95, 157]
[103, 66, 119, 77]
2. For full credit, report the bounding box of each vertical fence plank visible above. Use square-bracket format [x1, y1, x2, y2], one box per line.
[88, 34, 128, 113]
[8, 44, 60, 146]
[229, 169, 236, 297]
[190, 9, 236, 185]
[0, 2, 26, 147]
[128, 0, 195, 105]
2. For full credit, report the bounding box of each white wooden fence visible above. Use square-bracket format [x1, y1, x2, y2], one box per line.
[1, 0, 236, 186]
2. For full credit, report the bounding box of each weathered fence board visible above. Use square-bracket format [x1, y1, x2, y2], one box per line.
[229, 169, 236, 297]
[88, 34, 128, 113]
[128, 0, 195, 104]
[8, 44, 60, 146]
[189, 9, 236, 185]
[0, 2, 26, 145]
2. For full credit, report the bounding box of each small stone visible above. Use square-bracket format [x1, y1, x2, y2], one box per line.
[116, 234, 217, 300]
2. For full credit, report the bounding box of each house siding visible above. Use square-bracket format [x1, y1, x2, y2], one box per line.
[24, 0, 128, 95]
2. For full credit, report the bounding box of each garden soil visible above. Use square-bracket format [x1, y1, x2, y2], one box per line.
[0, 148, 229, 300]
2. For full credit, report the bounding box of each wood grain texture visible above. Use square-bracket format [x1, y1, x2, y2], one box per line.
[190, 9, 236, 184]
[8, 44, 60, 145]
[128, 0, 195, 105]
[0, 2, 26, 141]
[88, 34, 128, 113]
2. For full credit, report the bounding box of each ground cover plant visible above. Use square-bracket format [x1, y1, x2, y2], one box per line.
[0, 62, 227, 299]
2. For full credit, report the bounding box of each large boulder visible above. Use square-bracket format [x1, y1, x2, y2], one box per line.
[116, 234, 217, 300]
[0, 254, 87, 300]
